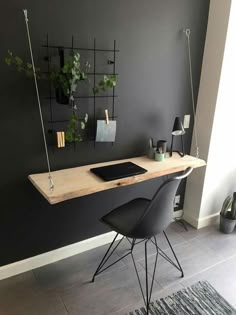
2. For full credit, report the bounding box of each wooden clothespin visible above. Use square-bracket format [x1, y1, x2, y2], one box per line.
[105, 109, 109, 125]
[61, 131, 65, 147]
[56, 131, 65, 148]
[57, 132, 61, 148]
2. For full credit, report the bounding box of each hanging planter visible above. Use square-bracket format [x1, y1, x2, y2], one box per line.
[49, 50, 90, 105]
[55, 87, 69, 105]
[54, 47, 69, 105]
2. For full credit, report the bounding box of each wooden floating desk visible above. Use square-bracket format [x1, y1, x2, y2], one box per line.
[28, 153, 206, 205]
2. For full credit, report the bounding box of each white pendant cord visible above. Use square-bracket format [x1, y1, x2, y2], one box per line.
[184, 29, 199, 159]
[23, 9, 54, 191]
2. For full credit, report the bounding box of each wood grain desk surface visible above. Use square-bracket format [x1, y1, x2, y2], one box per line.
[28, 153, 206, 205]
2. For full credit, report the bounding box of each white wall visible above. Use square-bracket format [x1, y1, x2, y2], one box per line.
[184, 0, 236, 228]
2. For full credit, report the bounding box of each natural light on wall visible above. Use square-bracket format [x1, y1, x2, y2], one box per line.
[184, 0, 236, 228]
[202, 0, 236, 218]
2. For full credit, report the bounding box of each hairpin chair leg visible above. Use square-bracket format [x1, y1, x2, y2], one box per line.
[131, 238, 136, 251]
[174, 217, 188, 231]
[92, 234, 134, 282]
[131, 238, 159, 315]
[163, 231, 184, 277]
[92, 233, 119, 282]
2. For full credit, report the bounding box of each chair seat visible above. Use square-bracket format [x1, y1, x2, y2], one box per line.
[101, 198, 151, 237]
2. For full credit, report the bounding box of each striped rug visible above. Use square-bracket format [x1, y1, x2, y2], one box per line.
[128, 281, 236, 315]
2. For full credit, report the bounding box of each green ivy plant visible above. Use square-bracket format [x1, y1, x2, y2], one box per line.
[65, 112, 88, 143]
[5, 50, 90, 144]
[59, 53, 90, 143]
[51, 52, 90, 97]
[5, 50, 90, 97]
[93, 74, 116, 94]
[5, 50, 46, 79]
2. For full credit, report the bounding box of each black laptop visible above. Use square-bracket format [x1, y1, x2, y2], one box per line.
[90, 161, 147, 181]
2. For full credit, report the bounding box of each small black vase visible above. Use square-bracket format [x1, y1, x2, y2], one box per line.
[55, 87, 69, 105]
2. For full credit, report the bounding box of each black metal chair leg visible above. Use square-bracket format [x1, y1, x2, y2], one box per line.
[144, 240, 149, 314]
[131, 238, 136, 251]
[92, 235, 138, 283]
[131, 238, 159, 315]
[131, 247, 146, 305]
[92, 233, 119, 282]
[148, 236, 158, 305]
[174, 217, 188, 231]
[163, 231, 184, 277]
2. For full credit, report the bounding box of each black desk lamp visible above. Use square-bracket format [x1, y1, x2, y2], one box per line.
[170, 117, 185, 157]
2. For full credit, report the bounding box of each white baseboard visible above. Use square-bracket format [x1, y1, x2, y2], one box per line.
[197, 212, 220, 228]
[183, 212, 220, 229]
[183, 212, 198, 228]
[0, 213, 182, 281]
[0, 211, 220, 281]
[0, 231, 122, 281]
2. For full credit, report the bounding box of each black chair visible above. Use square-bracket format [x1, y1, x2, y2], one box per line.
[92, 167, 193, 314]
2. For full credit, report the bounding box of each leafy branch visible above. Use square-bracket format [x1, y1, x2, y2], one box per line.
[93, 75, 116, 94]
[65, 112, 88, 143]
[5, 50, 46, 80]
[5, 50, 90, 97]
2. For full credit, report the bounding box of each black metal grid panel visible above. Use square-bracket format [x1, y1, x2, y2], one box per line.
[43, 35, 119, 148]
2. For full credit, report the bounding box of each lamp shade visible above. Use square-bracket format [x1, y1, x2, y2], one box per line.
[172, 117, 185, 136]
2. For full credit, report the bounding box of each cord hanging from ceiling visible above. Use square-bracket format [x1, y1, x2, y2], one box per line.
[23, 9, 54, 191]
[183, 28, 199, 159]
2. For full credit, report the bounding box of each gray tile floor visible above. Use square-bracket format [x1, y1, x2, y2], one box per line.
[1, 222, 236, 315]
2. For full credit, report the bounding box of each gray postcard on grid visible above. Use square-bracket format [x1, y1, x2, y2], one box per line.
[96, 120, 117, 142]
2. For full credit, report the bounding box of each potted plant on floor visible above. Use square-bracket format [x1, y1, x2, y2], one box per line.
[220, 193, 236, 234]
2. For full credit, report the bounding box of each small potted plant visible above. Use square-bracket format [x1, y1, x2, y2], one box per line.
[220, 193, 236, 234]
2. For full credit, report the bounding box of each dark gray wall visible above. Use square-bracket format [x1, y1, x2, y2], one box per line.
[0, 0, 209, 266]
